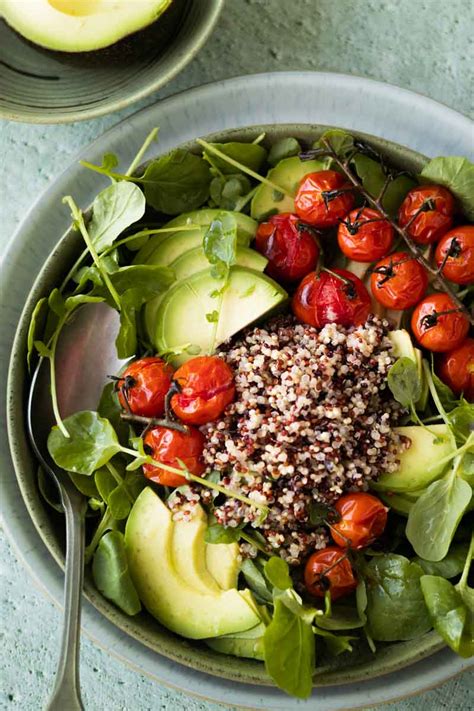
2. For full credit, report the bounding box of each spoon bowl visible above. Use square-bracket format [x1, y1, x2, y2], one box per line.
[27, 302, 122, 711]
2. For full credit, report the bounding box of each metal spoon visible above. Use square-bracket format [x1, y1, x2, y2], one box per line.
[27, 302, 123, 711]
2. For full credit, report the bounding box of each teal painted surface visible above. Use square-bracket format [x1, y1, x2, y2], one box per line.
[1, 0, 473, 708]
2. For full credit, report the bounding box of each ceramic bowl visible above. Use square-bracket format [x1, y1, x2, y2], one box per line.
[7, 123, 445, 688]
[0, 0, 223, 124]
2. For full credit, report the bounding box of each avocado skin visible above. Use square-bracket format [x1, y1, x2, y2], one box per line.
[18, 0, 189, 63]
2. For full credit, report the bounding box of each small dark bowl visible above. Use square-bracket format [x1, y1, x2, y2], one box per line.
[0, 0, 223, 124]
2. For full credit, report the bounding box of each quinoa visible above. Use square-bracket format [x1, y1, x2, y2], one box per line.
[196, 314, 404, 565]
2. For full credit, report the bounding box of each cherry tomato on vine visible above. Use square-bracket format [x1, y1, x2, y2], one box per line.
[337, 207, 394, 262]
[171, 355, 235, 425]
[117, 356, 173, 418]
[255, 212, 320, 282]
[294, 170, 355, 228]
[370, 251, 428, 310]
[437, 338, 474, 401]
[330, 492, 388, 550]
[411, 293, 469, 352]
[434, 226, 474, 285]
[398, 185, 455, 245]
[292, 268, 371, 328]
[142, 426, 205, 487]
[304, 546, 357, 601]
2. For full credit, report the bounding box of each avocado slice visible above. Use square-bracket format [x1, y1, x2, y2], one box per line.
[133, 228, 205, 266]
[1, 0, 171, 52]
[371, 425, 455, 493]
[250, 156, 329, 220]
[206, 623, 266, 660]
[172, 504, 221, 594]
[124, 488, 260, 639]
[152, 266, 288, 365]
[164, 209, 257, 244]
[206, 542, 241, 591]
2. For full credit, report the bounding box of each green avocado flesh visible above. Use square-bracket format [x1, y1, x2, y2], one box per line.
[371, 425, 455, 493]
[206, 622, 266, 660]
[250, 155, 329, 220]
[1, 0, 172, 52]
[164, 209, 258, 243]
[152, 266, 288, 365]
[124, 488, 260, 639]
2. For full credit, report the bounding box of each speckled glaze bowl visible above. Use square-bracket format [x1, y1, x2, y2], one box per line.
[7, 123, 446, 688]
[0, 0, 223, 124]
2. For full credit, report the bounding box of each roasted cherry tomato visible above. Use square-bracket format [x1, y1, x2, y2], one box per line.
[370, 251, 428, 310]
[330, 493, 388, 550]
[304, 546, 357, 601]
[292, 268, 371, 328]
[411, 293, 469, 352]
[117, 356, 173, 418]
[398, 185, 454, 245]
[435, 226, 474, 285]
[337, 207, 394, 262]
[142, 426, 205, 487]
[255, 212, 320, 282]
[438, 338, 474, 401]
[294, 170, 355, 228]
[171, 355, 235, 426]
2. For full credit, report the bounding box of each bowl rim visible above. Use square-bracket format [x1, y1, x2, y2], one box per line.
[6, 122, 451, 689]
[0, 0, 224, 124]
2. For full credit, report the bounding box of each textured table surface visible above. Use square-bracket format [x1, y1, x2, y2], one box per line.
[1, 1, 473, 709]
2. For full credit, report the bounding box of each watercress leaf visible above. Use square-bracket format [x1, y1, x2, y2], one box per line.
[100, 152, 119, 172]
[92, 530, 141, 615]
[27, 297, 48, 371]
[406, 471, 472, 561]
[314, 129, 354, 158]
[47, 411, 121, 476]
[388, 357, 422, 407]
[431, 364, 460, 412]
[88, 182, 146, 253]
[203, 212, 238, 275]
[64, 294, 105, 312]
[37, 467, 63, 513]
[204, 521, 241, 544]
[420, 575, 473, 657]
[206, 310, 219, 324]
[116, 296, 137, 359]
[352, 154, 416, 216]
[108, 485, 132, 520]
[355, 580, 368, 625]
[205, 142, 267, 175]
[34, 340, 52, 358]
[312, 626, 355, 656]
[264, 556, 292, 590]
[449, 403, 474, 444]
[420, 156, 474, 220]
[124, 471, 146, 501]
[48, 288, 66, 318]
[268, 137, 302, 166]
[94, 466, 117, 502]
[364, 554, 431, 641]
[315, 605, 365, 630]
[109, 264, 174, 296]
[263, 598, 315, 699]
[415, 542, 470, 578]
[309, 501, 338, 526]
[98, 383, 130, 446]
[460, 452, 474, 487]
[240, 558, 273, 603]
[143, 149, 211, 215]
[276, 589, 317, 624]
[69, 472, 99, 498]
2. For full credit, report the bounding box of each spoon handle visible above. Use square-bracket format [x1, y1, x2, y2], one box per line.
[46, 487, 86, 711]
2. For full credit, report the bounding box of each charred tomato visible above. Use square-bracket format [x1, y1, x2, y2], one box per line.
[398, 185, 454, 245]
[337, 207, 394, 262]
[437, 338, 474, 401]
[117, 356, 173, 418]
[255, 212, 320, 282]
[411, 293, 469, 352]
[304, 546, 357, 601]
[171, 355, 235, 425]
[330, 492, 388, 550]
[294, 170, 355, 228]
[370, 251, 428, 310]
[435, 225, 474, 285]
[142, 426, 205, 487]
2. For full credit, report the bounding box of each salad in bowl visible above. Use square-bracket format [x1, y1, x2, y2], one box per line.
[25, 126, 473, 698]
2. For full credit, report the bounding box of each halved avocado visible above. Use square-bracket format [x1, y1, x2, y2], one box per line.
[172, 504, 221, 594]
[371, 425, 455, 493]
[164, 209, 257, 244]
[1, 0, 172, 52]
[206, 542, 240, 590]
[124, 488, 260, 639]
[152, 266, 288, 365]
[250, 156, 329, 220]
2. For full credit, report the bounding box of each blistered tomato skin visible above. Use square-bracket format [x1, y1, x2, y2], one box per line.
[142, 426, 205, 487]
[438, 339, 474, 401]
[411, 293, 469, 352]
[292, 268, 372, 328]
[435, 226, 474, 285]
[337, 208, 394, 262]
[255, 213, 320, 283]
[171, 355, 235, 425]
[117, 357, 173, 418]
[370, 251, 429, 310]
[398, 185, 455, 245]
[294, 170, 355, 228]
[304, 546, 357, 601]
[331, 493, 388, 550]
